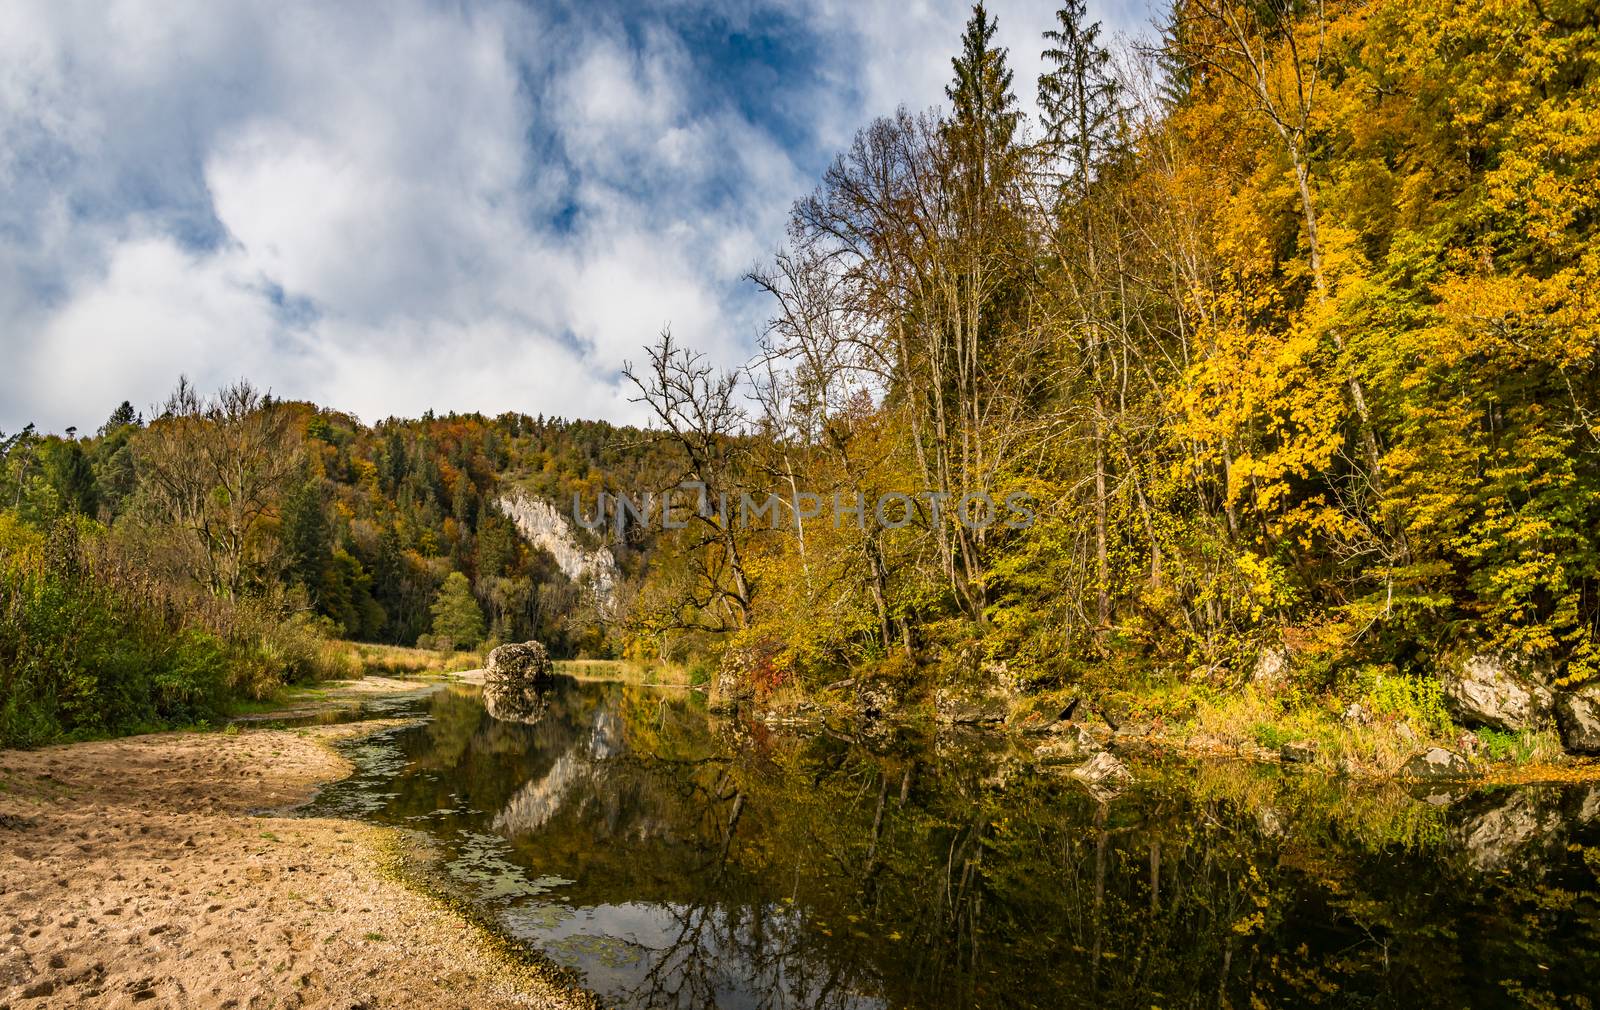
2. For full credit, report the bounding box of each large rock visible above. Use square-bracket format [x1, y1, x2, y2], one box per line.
[1443, 652, 1553, 732]
[1400, 747, 1473, 781]
[1554, 684, 1600, 754]
[1280, 740, 1319, 764]
[485, 641, 553, 686]
[709, 640, 776, 713]
[483, 641, 553, 725]
[1250, 644, 1292, 689]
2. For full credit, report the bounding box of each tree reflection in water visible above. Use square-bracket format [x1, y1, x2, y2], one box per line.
[308, 678, 1600, 1010]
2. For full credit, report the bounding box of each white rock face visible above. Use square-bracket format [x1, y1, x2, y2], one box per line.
[495, 491, 620, 609]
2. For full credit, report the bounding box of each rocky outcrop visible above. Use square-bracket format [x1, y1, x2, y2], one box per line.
[710, 640, 779, 713]
[853, 677, 912, 724]
[1554, 684, 1600, 754]
[495, 492, 620, 609]
[1443, 652, 1554, 732]
[1400, 746, 1473, 781]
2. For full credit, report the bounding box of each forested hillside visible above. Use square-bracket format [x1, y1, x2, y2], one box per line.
[0, 386, 682, 744]
[629, 0, 1600, 714]
[3, 0, 1597, 751]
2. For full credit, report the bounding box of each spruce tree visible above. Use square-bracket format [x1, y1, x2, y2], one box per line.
[281, 476, 332, 596]
[1038, 0, 1121, 196]
[945, 2, 1021, 195]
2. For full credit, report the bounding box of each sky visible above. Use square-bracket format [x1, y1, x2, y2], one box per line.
[1, 0, 1156, 435]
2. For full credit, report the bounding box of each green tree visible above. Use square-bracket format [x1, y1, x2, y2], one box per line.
[945, 1, 1021, 194]
[429, 571, 485, 650]
[1038, 0, 1120, 196]
[98, 401, 139, 437]
[281, 475, 331, 594]
[46, 439, 98, 516]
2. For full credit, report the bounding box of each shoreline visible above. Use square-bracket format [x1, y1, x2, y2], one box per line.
[0, 704, 589, 1009]
[6, 670, 1597, 1006]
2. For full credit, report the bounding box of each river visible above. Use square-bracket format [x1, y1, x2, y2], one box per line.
[304, 676, 1600, 1009]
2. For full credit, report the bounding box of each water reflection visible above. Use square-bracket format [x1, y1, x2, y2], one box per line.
[306, 677, 1600, 1009]
[483, 678, 554, 725]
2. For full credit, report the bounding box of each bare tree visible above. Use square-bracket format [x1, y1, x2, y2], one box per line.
[624, 330, 753, 631]
[790, 110, 1051, 622]
[131, 377, 301, 599]
[749, 248, 911, 654]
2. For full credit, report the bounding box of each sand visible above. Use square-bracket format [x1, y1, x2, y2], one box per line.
[0, 717, 589, 1010]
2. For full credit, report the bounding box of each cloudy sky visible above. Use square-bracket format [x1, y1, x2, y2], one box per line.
[1, 0, 1154, 434]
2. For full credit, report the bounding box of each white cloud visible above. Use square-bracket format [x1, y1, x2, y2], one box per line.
[0, 0, 1153, 434]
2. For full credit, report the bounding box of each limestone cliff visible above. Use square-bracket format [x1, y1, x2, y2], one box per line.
[494, 490, 620, 608]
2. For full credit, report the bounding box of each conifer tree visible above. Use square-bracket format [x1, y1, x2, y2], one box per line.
[945, 2, 1021, 195]
[1038, 0, 1121, 196]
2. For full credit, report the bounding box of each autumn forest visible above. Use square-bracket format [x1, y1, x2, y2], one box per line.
[3, 0, 1598, 757]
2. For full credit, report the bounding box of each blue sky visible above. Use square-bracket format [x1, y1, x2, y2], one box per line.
[1, 0, 1155, 434]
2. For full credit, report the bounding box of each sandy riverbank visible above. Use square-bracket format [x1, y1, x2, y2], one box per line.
[0, 714, 587, 1010]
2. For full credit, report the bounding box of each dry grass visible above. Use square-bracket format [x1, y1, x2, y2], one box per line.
[554, 658, 690, 686]
[340, 642, 485, 678]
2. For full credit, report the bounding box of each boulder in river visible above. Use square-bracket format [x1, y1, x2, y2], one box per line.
[1443, 652, 1553, 733]
[483, 641, 553, 724]
[1400, 746, 1473, 781]
[1554, 683, 1600, 754]
[1069, 751, 1133, 796]
[485, 641, 553, 686]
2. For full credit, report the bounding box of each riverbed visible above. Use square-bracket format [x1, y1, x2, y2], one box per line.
[307, 676, 1600, 1009]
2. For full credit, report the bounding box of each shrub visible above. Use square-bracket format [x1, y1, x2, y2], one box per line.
[1357, 667, 1454, 738]
[0, 511, 346, 747]
[1474, 727, 1535, 763]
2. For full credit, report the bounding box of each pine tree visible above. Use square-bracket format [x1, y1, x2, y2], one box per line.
[429, 571, 485, 650]
[46, 439, 98, 516]
[98, 400, 139, 438]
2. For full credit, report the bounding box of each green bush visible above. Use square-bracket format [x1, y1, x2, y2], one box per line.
[1252, 722, 1293, 750]
[1474, 727, 1535, 763]
[1355, 666, 1455, 738]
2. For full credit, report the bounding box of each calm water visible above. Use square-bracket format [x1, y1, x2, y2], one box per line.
[304, 677, 1600, 1009]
